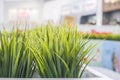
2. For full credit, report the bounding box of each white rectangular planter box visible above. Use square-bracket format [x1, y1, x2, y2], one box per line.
[31, 66, 113, 80]
[80, 66, 113, 80]
[0, 66, 113, 80]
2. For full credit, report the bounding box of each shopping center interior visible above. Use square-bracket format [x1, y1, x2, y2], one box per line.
[0, 0, 120, 79]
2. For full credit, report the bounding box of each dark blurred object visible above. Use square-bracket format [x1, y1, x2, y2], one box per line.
[103, 11, 120, 25]
[81, 14, 96, 25]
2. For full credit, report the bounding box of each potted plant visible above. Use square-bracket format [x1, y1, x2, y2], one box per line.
[0, 24, 113, 79]
[0, 28, 35, 78]
[30, 24, 98, 78]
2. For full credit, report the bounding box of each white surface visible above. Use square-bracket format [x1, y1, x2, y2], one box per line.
[93, 67, 120, 80]
[85, 66, 113, 80]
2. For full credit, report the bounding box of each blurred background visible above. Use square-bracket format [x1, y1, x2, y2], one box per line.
[0, 0, 120, 79]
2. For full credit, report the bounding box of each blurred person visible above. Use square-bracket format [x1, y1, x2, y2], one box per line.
[112, 51, 119, 72]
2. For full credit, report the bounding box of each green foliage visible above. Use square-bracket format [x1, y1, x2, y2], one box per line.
[85, 33, 120, 41]
[0, 29, 35, 78]
[31, 24, 95, 78]
[0, 24, 95, 78]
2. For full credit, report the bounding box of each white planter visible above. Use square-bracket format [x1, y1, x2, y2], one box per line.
[0, 67, 113, 80]
[31, 66, 113, 80]
[80, 66, 113, 80]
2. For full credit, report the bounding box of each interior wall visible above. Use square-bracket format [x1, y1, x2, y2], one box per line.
[43, 0, 75, 24]
[0, 0, 4, 23]
[4, 0, 44, 24]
